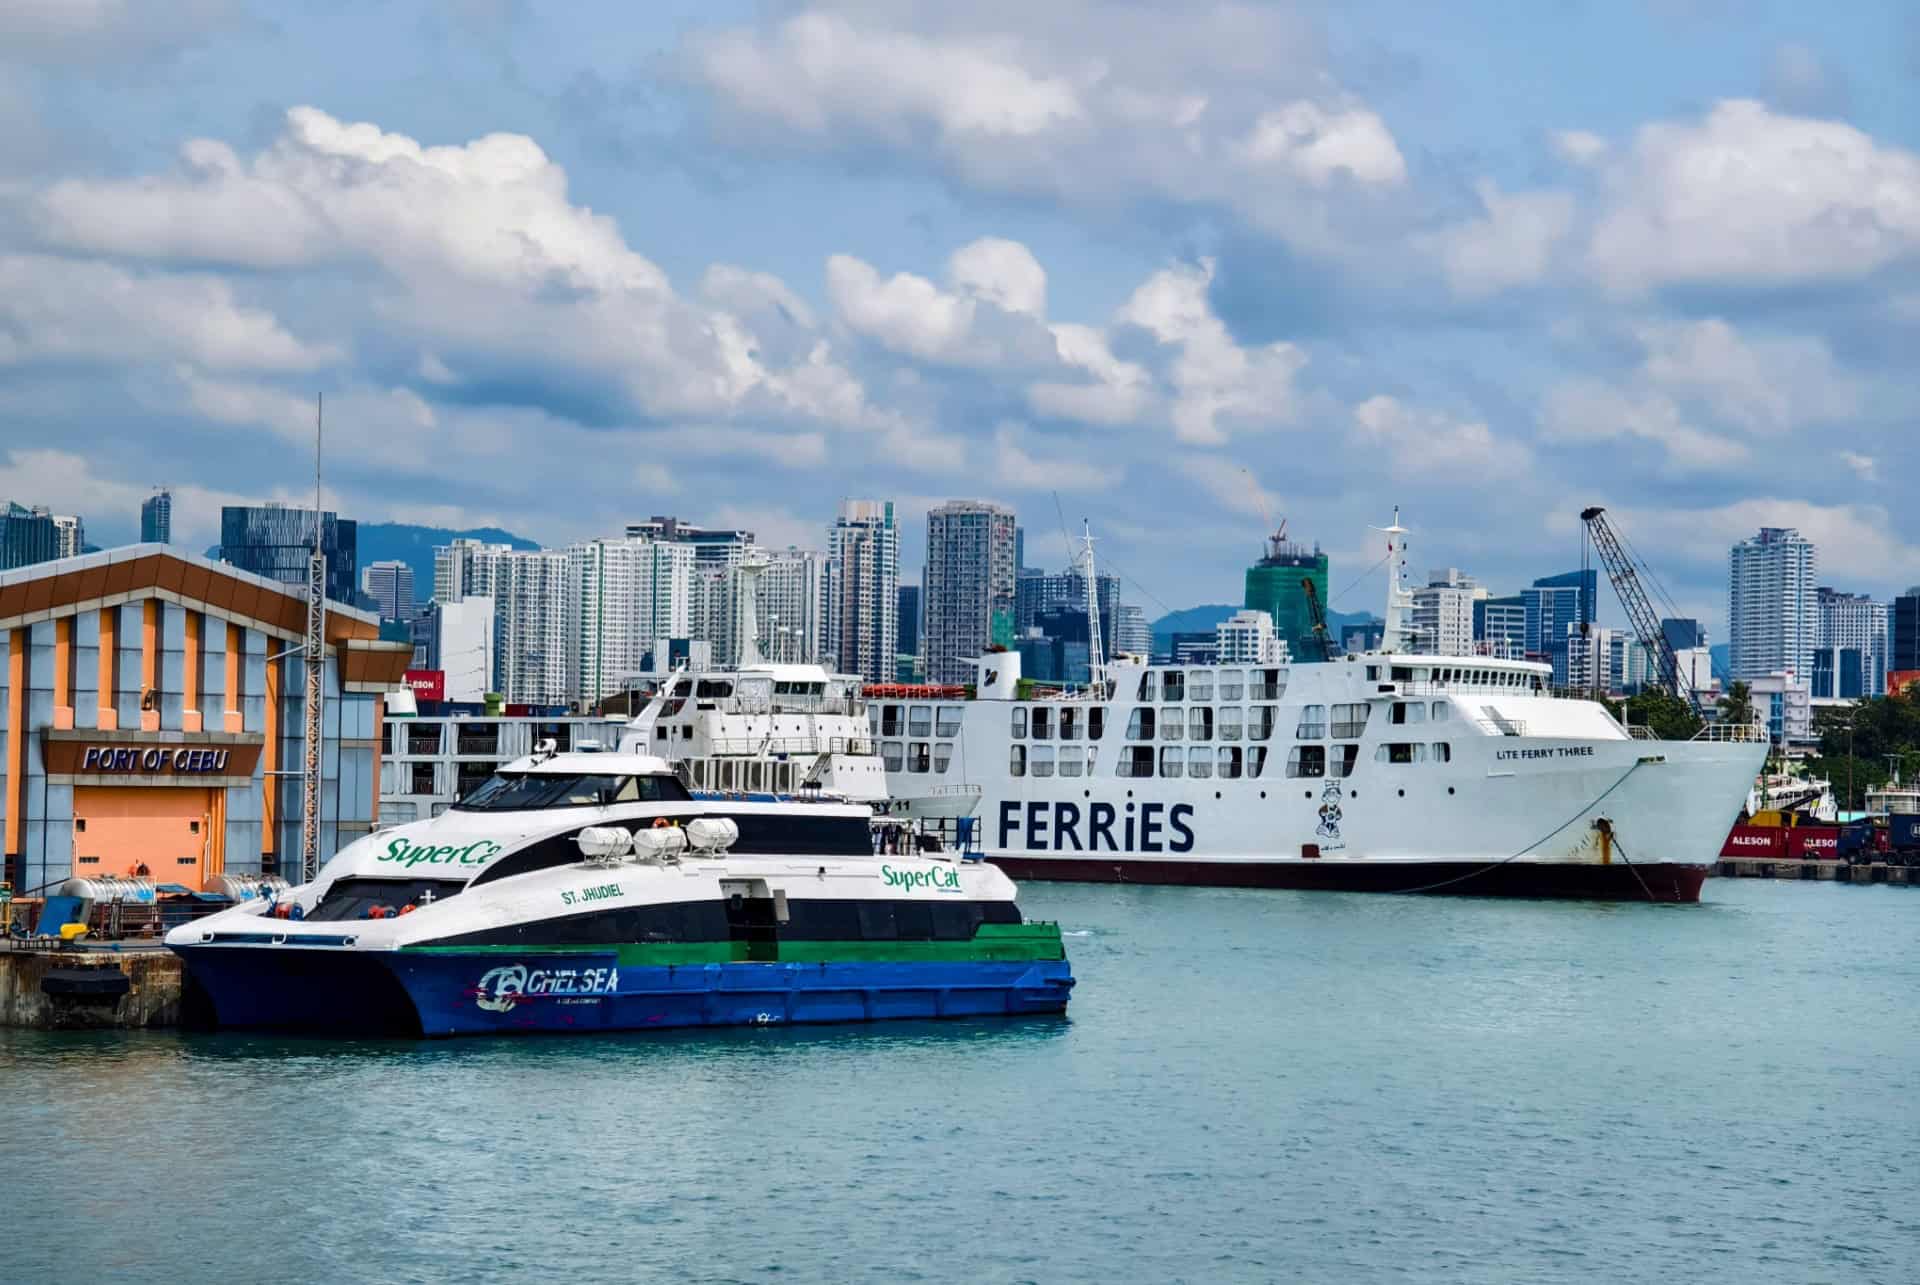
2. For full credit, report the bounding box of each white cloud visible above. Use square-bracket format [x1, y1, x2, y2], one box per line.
[1841, 450, 1878, 483]
[681, 4, 1405, 254]
[826, 239, 1058, 369]
[1615, 498, 1920, 584]
[1117, 259, 1307, 445]
[1587, 99, 1920, 291]
[1173, 455, 1277, 520]
[1028, 323, 1152, 425]
[0, 0, 240, 63]
[1632, 318, 1857, 433]
[0, 254, 336, 372]
[1550, 129, 1609, 165]
[1424, 180, 1575, 298]
[1540, 381, 1747, 470]
[0, 447, 286, 551]
[990, 423, 1122, 492]
[1351, 395, 1526, 479]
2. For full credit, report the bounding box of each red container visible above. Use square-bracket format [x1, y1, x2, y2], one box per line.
[1785, 827, 1841, 860]
[1721, 825, 1787, 858]
[403, 669, 445, 701]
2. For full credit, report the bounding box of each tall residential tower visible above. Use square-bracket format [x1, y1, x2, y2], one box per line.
[828, 500, 899, 684]
[923, 500, 1017, 685]
[1728, 528, 1817, 682]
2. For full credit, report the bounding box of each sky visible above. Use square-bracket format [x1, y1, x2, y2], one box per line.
[2, 0, 1918, 638]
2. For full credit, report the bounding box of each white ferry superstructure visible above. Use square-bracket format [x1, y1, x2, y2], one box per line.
[878, 514, 1767, 902]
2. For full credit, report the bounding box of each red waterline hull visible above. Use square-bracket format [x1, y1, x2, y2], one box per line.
[990, 856, 1710, 903]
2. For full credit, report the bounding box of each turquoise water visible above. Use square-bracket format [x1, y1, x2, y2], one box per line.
[3, 880, 1917, 1284]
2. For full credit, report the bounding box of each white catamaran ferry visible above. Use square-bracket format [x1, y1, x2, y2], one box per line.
[879, 515, 1767, 902]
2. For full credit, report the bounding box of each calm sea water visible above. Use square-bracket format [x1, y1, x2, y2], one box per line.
[3, 880, 1916, 1284]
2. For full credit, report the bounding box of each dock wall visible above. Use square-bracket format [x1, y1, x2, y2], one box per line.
[0, 948, 184, 1029]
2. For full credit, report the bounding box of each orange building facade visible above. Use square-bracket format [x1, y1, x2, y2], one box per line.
[0, 545, 412, 895]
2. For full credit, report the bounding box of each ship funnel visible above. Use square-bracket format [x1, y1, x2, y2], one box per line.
[976, 650, 1022, 700]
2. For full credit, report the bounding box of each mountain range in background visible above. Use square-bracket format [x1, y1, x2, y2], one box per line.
[1151, 603, 1380, 645]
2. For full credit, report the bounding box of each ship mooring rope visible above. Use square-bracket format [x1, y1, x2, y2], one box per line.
[1390, 759, 1649, 896]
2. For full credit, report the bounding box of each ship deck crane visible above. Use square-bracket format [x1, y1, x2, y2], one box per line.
[1300, 577, 1334, 663]
[1579, 506, 1693, 709]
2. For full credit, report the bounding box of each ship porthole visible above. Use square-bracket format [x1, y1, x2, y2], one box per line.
[1397, 789, 1405, 797]
[1447, 787, 1455, 795]
[1259, 791, 1266, 799]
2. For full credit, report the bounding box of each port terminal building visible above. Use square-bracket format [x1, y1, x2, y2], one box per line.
[0, 546, 412, 897]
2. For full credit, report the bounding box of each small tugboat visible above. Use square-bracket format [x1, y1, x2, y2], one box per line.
[166, 746, 1072, 1037]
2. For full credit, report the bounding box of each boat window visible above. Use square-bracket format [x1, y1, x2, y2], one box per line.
[1219, 707, 1243, 741]
[937, 705, 963, 737]
[1059, 707, 1080, 740]
[1009, 744, 1026, 777]
[1089, 707, 1105, 740]
[1030, 745, 1055, 778]
[1120, 746, 1154, 778]
[1058, 746, 1083, 778]
[933, 744, 953, 773]
[1188, 707, 1213, 741]
[454, 773, 657, 811]
[1160, 706, 1183, 740]
[1136, 673, 1152, 702]
[1249, 706, 1276, 742]
[1218, 670, 1244, 701]
[1432, 743, 1451, 763]
[1251, 668, 1284, 701]
[1366, 665, 1380, 681]
[695, 679, 734, 699]
[1331, 703, 1369, 738]
[1031, 707, 1053, 740]
[882, 741, 904, 772]
[1330, 744, 1361, 778]
[1126, 707, 1155, 740]
[1286, 745, 1326, 778]
[1011, 707, 1028, 738]
[908, 742, 930, 773]
[1159, 747, 1183, 778]
[1188, 671, 1213, 702]
[1391, 666, 1413, 682]
[1162, 671, 1185, 701]
[1295, 705, 1327, 739]
[307, 877, 469, 921]
[908, 705, 932, 737]
[881, 705, 903, 736]
[868, 708, 882, 736]
[1390, 701, 1427, 725]
[1218, 746, 1242, 779]
[1185, 746, 1212, 778]
[1248, 746, 1269, 778]
[1432, 702, 1451, 722]
[1375, 742, 1423, 764]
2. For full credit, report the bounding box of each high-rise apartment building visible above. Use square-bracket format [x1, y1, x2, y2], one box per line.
[1411, 568, 1480, 657]
[361, 560, 415, 622]
[625, 516, 754, 568]
[219, 504, 359, 603]
[0, 501, 59, 571]
[924, 500, 1017, 685]
[141, 490, 172, 544]
[1522, 570, 1596, 686]
[1816, 587, 1888, 697]
[756, 547, 834, 665]
[433, 538, 514, 603]
[1244, 530, 1328, 659]
[1216, 608, 1289, 664]
[828, 500, 899, 684]
[1892, 588, 1920, 678]
[1728, 528, 1817, 682]
[568, 537, 693, 704]
[1114, 604, 1151, 658]
[897, 585, 921, 660]
[489, 549, 570, 705]
[1660, 618, 1706, 652]
[1474, 595, 1527, 659]
[51, 514, 84, 560]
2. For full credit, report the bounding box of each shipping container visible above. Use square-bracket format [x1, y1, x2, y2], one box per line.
[1721, 825, 1787, 858]
[1785, 827, 1841, 860]
[1889, 813, 1920, 850]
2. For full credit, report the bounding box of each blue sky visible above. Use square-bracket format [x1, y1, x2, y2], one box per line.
[3, 0, 1918, 637]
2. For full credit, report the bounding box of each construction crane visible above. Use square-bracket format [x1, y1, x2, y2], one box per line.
[1579, 506, 1691, 708]
[1300, 577, 1334, 663]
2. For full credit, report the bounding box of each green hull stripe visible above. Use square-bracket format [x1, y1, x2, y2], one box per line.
[404, 922, 1064, 965]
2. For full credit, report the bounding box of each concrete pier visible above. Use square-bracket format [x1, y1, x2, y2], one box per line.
[0, 945, 183, 1030]
[1714, 859, 1915, 886]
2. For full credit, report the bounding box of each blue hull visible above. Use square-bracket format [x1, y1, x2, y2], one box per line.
[174, 947, 1074, 1038]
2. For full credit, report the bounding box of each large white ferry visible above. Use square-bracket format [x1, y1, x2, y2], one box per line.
[879, 515, 1767, 902]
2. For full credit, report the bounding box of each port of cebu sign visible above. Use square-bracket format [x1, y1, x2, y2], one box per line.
[42, 733, 265, 779]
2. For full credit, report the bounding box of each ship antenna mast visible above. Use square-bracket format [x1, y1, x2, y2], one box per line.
[1077, 519, 1105, 695]
[1371, 506, 1413, 654]
[301, 393, 326, 884]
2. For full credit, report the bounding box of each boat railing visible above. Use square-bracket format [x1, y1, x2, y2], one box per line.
[1473, 714, 1527, 737]
[700, 736, 876, 757]
[1694, 722, 1767, 743]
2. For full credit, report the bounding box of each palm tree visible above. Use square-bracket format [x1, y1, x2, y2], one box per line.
[1718, 680, 1755, 728]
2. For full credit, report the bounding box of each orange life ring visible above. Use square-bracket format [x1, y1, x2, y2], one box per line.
[652, 817, 670, 829]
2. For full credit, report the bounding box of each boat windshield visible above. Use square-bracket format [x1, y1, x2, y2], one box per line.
[453, 773, 685, 811]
